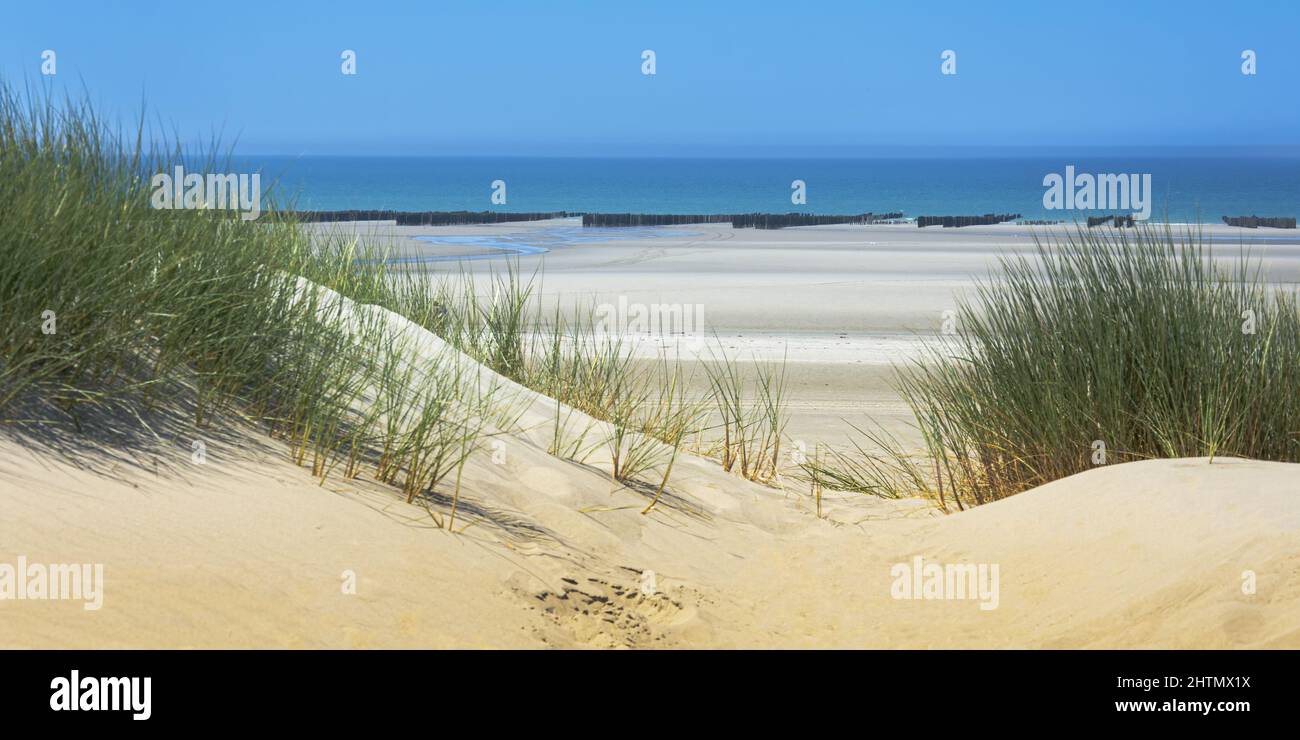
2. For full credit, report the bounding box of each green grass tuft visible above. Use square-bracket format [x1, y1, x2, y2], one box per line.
[809, 225, 1300, 509]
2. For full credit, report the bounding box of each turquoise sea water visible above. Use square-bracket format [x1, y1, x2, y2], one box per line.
[375, 226, 686, 264]
[234, 154, 1300, 224]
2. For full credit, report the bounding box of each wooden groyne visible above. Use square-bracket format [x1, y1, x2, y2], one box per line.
[581, 212, 904, 229]
[1087, 215, 1136, 228]
[294, 210, 575, 225]
[731, 212, 904, 229]
[293, 210, 907, 230]
[916, 214, 1020, 228]
[580, 213, 730, 227]
[1222, 216, 1297, 229]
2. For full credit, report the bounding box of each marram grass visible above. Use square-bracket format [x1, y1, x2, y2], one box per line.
[0, 84, 789, 517]
[804, 225, 1300, 509]
[0, 85, 511, 524]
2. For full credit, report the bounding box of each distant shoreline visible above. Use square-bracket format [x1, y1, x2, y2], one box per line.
[243, 155, 1300, 222]
[292, 209, 1297, 230]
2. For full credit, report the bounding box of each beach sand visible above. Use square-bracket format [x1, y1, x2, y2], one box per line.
[312, 218, 1300, 446]
[5, 385, 1297, 648]
[4, 259, 1299, 649]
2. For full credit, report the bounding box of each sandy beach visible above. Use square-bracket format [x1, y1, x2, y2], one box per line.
[7, 435, 1299, 648]
[5, 222, 1300, 649]
[5, 320, 1298, 648]
[310, 218, 1300, 446]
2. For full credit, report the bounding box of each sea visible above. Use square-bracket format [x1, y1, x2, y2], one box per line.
[232, 153, 1300, 224]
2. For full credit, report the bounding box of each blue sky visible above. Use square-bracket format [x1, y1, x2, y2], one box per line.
[3, 0, 1298, 155]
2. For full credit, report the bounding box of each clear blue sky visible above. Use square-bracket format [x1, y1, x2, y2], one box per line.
[3, 0, 1297, 156]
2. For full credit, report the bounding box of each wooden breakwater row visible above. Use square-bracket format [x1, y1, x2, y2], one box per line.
[294, 210, 907, 230]
[916, 214, 1020, 228]
[294, 210, 576, 225]
[582, 213, 729, 227]
[1223, 216, 1297, 229]
[581, 212, 904, 229]
[732, 212, 904, 229]
[1087, 215, 1136, 228]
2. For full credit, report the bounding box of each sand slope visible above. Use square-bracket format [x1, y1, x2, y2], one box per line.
[3, 279, 1298, 648]
[5, 432, 1297, 648]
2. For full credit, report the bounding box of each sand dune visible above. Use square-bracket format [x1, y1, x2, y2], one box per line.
[4, 279, 1297, 648]
[5, 425, 1296, 648]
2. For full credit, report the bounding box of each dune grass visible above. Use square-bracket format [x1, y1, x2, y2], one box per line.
[804, 225, 1300, 509]
[0, 85, 514, 526]
[403, 272, 751, 492]
[702, 342, 790, 484]
[0, 82, 770, 517]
